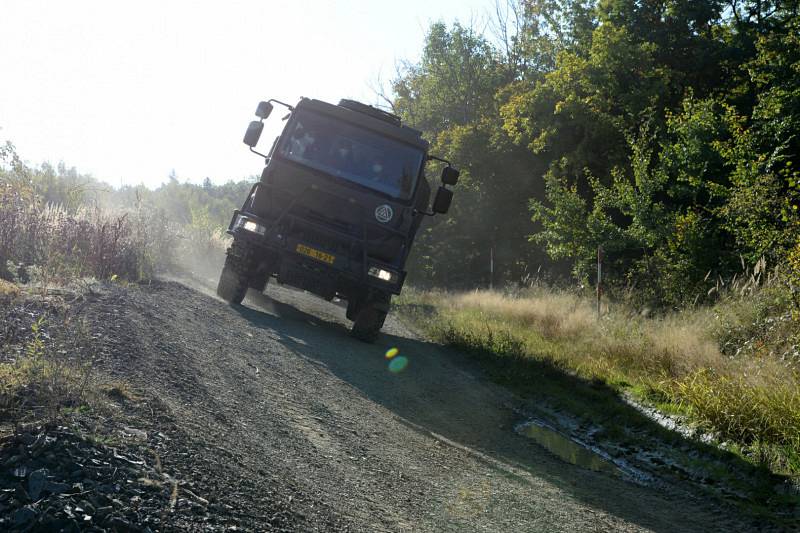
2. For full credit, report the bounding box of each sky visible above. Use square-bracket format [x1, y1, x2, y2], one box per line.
[0, 0, 493, 188]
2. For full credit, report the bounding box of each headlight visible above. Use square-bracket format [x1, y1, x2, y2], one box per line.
[368, 266, 398, 283]
[236, 216, 266, 235]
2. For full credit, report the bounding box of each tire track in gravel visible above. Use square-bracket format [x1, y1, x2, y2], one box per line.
[84, 279, 767, 532]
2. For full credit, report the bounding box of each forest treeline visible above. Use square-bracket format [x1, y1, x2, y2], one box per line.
[393, 0, 800, 305]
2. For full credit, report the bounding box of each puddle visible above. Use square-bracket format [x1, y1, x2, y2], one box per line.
[516, 421, 619, 475]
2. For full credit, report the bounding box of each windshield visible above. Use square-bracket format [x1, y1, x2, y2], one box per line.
[278, 111, 424, 199]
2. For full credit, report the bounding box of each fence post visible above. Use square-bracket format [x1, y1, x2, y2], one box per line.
[489, 245, 494, 290]
[597, 246, 603, 318]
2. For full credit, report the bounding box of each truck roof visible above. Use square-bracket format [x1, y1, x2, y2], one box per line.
[295, 98, 429, 151]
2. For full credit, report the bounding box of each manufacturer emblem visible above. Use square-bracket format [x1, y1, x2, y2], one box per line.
[375, 204, 394, 223]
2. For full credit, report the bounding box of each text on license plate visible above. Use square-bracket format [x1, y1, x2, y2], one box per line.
[295, 244, 335, 264]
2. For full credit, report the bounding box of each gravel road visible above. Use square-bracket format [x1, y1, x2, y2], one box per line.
[74, 278, 766, 532]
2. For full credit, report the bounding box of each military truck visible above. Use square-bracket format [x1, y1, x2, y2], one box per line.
[217, 97, 458, 342]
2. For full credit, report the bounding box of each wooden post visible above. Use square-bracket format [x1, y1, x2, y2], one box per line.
[597, 246, 603, 318]
[489, 245, 494, 290]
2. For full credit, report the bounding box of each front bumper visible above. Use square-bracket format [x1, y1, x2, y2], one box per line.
[228, 209, 407, 295]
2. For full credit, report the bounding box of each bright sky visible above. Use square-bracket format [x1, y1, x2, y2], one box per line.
[0, 0, 492, 188]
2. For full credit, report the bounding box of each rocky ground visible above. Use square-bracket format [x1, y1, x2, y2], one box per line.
[0, 279, 795, 531]
[0, 285, 341, 532]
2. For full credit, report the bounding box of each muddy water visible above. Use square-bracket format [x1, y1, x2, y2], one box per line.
[516, 421, 619, 475]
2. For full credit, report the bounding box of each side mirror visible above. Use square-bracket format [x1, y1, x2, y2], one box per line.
[243, 121, 264, 148]
[255, 101, 273, 119]
[441, 166, 460, 185]
[432, 186, 453, 214]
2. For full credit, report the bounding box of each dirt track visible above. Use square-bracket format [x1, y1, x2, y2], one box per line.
[76, 278, 767, 532]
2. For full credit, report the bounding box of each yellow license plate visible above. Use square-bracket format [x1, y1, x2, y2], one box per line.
[295, 244, 336, 265]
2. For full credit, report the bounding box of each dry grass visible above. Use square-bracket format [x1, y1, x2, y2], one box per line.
[0, 194, 167, 284]
[419, 288, 731, 381]
[399, 283, 800, 475]
[454, 290, 596, 339]
[0, 278, 20, 300]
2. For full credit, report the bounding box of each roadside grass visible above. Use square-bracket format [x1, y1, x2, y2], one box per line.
[0, 351, 94, 425]
[0, 193, 172, 284]
[0, 282, 156, 433]
[0, 286, 99, 427]
[1, 181, 229, 288]
[396, 282, 800, 479]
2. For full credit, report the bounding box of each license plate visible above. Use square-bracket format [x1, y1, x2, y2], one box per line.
[295, 244, 335, 265]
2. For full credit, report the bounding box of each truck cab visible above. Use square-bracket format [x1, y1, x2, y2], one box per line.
[218, 97, 458, 342]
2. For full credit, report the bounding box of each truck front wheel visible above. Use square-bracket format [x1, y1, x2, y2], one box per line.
[350, 294, 389, 343]
[217, 256, 248, 305]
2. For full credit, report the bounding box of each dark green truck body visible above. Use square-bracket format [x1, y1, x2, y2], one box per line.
[218, 97, 456, 342]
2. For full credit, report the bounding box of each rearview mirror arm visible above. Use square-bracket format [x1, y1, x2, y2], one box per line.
[249, 146, 269, 160]
[268, 99, 294, 111]
[426, 154, 451, 166]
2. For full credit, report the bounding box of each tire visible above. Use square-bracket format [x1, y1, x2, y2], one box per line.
[249, 275, 268, 292]
[216, 257, 248, 305]
[346, 297, 360, 321]
[350, 295, 389, 343]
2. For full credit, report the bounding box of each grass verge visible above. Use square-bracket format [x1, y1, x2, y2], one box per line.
[396, 283, 800, 479]
[0, 285, 98, 426]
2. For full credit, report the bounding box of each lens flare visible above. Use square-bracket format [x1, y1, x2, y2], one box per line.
[385, 347, 399, 359]
[388, 356, 409, 373]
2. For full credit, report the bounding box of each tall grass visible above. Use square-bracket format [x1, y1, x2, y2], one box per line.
[1, 141, 235, 285]
[399, 281, 800, 476]
[0, 181, 179, 283]
[0, 176, 232, 286]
